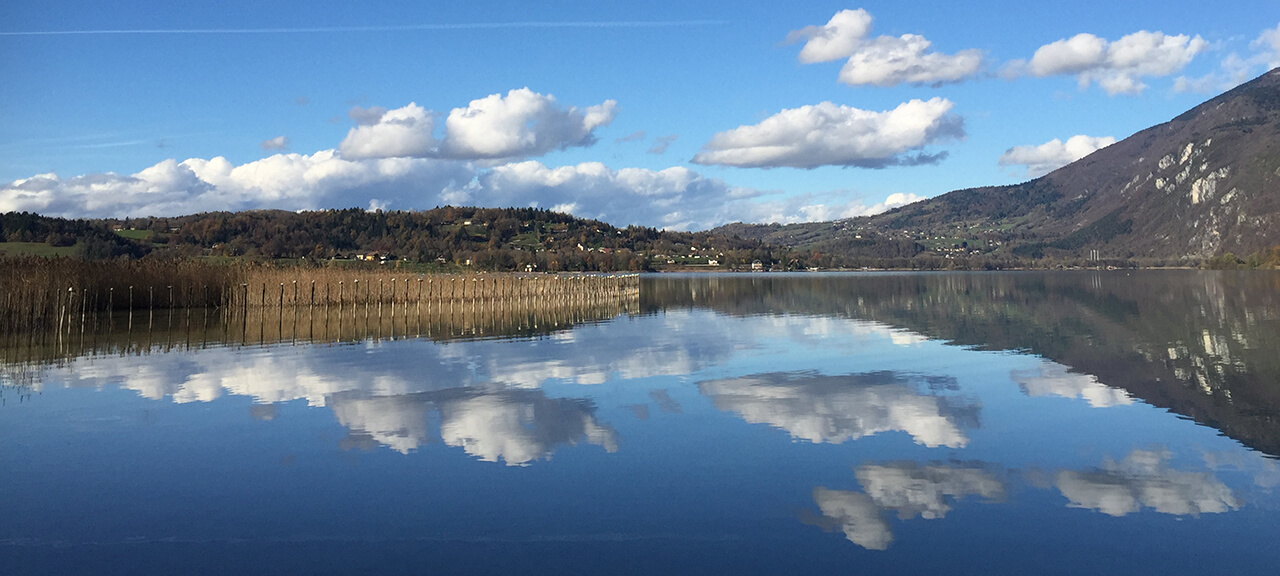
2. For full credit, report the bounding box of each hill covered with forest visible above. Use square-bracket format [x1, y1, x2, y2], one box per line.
[3, 207, 933, 271]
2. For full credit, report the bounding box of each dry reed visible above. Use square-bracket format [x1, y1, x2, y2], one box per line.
[1, 256, 640, 337]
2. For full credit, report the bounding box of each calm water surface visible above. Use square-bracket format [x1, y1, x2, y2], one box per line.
[3, 271, 1279, 575]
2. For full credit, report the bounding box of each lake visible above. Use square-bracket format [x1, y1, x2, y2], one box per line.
[3, 271, 1279, 575]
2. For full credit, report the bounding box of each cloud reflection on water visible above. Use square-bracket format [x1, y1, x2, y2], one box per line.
[698, 372, 979, 448]
[23, 309, 1139, 464]
[1056, 448, 1242, 517]
[809, 449, 1243, 550]
[1011, 360, 1133, 408]
[811, 462, 1004, 550]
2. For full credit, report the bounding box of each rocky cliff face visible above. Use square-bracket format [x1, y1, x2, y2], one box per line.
[1031, 67, 1280, 258]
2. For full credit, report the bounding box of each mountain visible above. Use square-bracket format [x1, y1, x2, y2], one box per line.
[719, 68, 1280, 264]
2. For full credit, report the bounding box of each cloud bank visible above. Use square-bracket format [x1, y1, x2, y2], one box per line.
[692, 98, 963, 169]
[789, 9, 983, 87]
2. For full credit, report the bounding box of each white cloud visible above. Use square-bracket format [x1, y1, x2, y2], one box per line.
[2, 154, 922, 229]
[692, 98, 963, 169]
[338, 103, 438, 159]
[1253, 23, 1280, 69]
[838, 35, 983, 87]
[439, 88, 617, 160]
[741, 191, 925, 226]
[788, 9, 982, 87]
[697, 372, 979, 448]
[465, 160, 762, 230]
[338, 89, 617, 161]
[1017, 31, 1208, 95]
[1056, 448, 1242, 517]
[260, 135, 289, 151]
[2, 80, 927, 228]
[787, 9, 875, 64]
[1175, 24, 1280, 94]
[1174, 53, 1257, 94]
[471, 161, 922, 229]
[997, 135, 1117, 178]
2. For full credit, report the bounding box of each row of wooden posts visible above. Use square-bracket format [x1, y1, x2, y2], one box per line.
[0, 284, 643, 372]
[0, 273, 641, 335]
[223, 273, 641, 311]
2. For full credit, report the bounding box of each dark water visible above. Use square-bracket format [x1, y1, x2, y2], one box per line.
[2, 271, 1279, 575]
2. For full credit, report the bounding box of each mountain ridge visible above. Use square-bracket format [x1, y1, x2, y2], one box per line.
[718, 67, 1280, 263]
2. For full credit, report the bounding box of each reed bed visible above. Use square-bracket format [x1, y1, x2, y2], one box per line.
[225, 270, 641, 311]
[0, 287, 640, 372]
[0, 256, 640, 336]
[0, 256, 244, 333]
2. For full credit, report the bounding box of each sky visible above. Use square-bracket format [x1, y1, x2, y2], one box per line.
[2, 0, 1279, 230]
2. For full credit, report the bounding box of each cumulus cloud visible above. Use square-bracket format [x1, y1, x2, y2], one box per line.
[439, 88, 618, 159]
[997, 135, 1117, 178]
[1056, 448, 1242, 517]
[338, 89, 617, 161]
[1012, 31, 1208, 95]
[788, 9, 982, 87]
[647, 134, 678, 155]
[260, 135, 289, 151]
[339, 103, 438, 159]
[697, 371, 979, 448]
[692, 98, 963, 169]
[787, 9, 875, 64]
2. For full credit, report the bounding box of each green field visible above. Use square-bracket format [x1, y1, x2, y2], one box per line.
[0, 242, 79, 257]
[113, 229, 154, 240]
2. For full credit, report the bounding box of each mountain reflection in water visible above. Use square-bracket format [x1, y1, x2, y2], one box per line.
[648, 270, 1280, 456]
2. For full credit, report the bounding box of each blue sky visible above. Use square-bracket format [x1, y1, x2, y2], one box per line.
[2, 1, 1278, 229]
